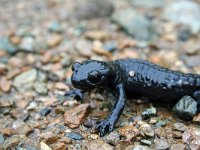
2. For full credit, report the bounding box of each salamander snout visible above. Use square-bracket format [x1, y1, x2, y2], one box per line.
[71, 60, 112, 90]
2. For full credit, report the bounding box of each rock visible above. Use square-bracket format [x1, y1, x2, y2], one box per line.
[64, 103, 90, 128]
[40, 108, 51, 116]
[13, 69, 37, 92]
[182, 128, 200, 150]
[61, 56, 73, 67]
[16, 125, 32, 136]
[177, 28, 192, 41]
[27, 101, 38, 111]
[52, 142, 67, 150]
[0, 95, 14, 108]
[92, 41, 112, 57]
[90, 134, 99, 140]
[170, 144, 186, 150]
[65, 132, 84, 140]
[48, 21, 63, 33]
[184, 55, 200, 67]
[3, 134, 26, 149]
[75, 39, 92, 57]
[119, 124, 140, 141]
[103, 41, 117, 52]
[0, 37, 17, 54]
[0, 128, 16, 136]
[10, 35, 21, 45]
[85, 30, 110, 41]
[140, 139, 152, 146]
[130, 0, 165, 9]
[154, 139, 170, 150]
[164, 0, 200, 34]
[12, 119, 25, 129]
[0, 77, 11, 92]
[172, 96, 197, 120]
[193, 113, 200, 124]
[0, 134, 5, 144]
[63, 100, 78, 107]
[34, 82, 48, 95]
[47, 35, 63, 48]
[173, 131, 182, 138]
[54, 82, 69, 90]
[105, 131, 120, 145]
[141, 106, 156, 119]
[129, 145, 153, 150]
[139, 123, 154, 137]
[74, 0, 114, 20]
[40, 132, 59, 144]
[19, 36, 35, 52]
[112, 9, 158, 41]
[40, 142, 52, 150]
[173, 122, 187, 132]
[88, 139, 114, 150]
[154, 119, 170, 128]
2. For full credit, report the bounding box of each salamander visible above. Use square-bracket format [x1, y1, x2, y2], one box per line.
[65, 58, 200, 136]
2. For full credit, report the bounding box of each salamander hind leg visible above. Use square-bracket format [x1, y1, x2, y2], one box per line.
[193, 91, 200, 112]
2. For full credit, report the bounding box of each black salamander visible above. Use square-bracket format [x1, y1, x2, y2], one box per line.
[65, 58, 200, 136]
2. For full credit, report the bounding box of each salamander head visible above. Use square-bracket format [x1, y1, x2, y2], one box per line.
[71, 60, 114, 90]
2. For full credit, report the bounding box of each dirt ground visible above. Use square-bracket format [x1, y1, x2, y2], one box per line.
[0, 0, 200, 149]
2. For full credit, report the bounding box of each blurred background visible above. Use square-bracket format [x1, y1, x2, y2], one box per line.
[1, 0, 200, 149]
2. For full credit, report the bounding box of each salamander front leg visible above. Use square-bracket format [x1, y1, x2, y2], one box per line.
[193, 91, 200, 112]
[64, 89, 84, 101]
[96, 84, 126, 136]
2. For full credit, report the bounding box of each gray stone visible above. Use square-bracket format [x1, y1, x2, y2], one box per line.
[154, 139, 170, 150]
[112, 9, 158, 41]
[172, 96, 197, 120]
[19, 36, 35, 52]
[164, 0, 200, 34]
[105, 131, 120, 145]
[140, 139, 152, 146]
[34, 82, 47, 95]
[13, 69, 37, 92]
[48, 21, 63, 33]
[139, 124, 155, 137]
[0, 133, 5, 144]
[66, 132, 84, 140]
[0, 37, 17, 54]
[130, 0, 165, 9]
[173, 122, 187, 132]
[141, 106, 156, 119]
[126, 145, 153, 150]
[74, 0, 114, 20]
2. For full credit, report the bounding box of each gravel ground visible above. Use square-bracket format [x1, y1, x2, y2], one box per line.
[0, 0, 200, 149]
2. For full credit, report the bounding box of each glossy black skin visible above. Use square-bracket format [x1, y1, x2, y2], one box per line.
[69, 58, 200, 136]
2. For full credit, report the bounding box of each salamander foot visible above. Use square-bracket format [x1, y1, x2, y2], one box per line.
[96, 118, 115, 137]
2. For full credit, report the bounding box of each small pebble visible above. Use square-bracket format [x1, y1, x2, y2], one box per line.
[105, 131, 120, 145]
[139, 124, 155, 137]
[0, 134, 5, 144]
[48, 21, 63, 33]
[173, 122, 187, 132]
[40, 108, 51, 116]
[154, 138, 170, 150]
[90, 134, 99, 140]
[141, 107, 157, 119]
[65, 132, 84, 140]
[140, 139, 152, 146]
[40, 142, 52, 150]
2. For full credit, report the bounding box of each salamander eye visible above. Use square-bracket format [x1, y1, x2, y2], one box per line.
[88, 71, 101, 83]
